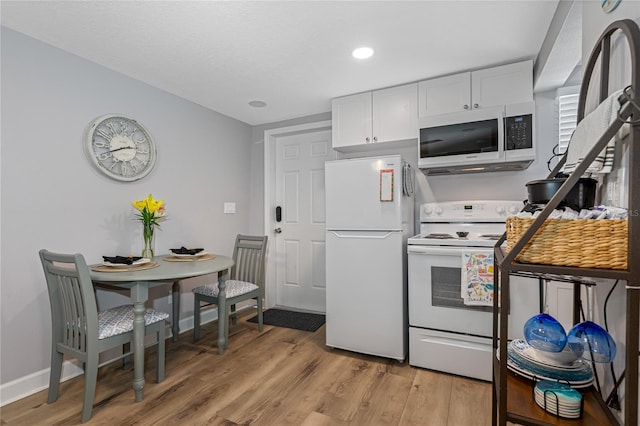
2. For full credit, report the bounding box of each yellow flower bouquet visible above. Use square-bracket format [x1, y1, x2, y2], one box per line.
[132, 194, 166, 258]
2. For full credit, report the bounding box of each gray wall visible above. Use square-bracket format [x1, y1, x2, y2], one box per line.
[0, 28, 253, 391]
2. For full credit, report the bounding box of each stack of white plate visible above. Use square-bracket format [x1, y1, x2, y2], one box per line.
[534, 380, 583, 419]
[499, 340, 594, 388]
[102, 258, 150, 268]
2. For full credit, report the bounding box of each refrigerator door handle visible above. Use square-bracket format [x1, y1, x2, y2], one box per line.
[328, 230, 396, 239]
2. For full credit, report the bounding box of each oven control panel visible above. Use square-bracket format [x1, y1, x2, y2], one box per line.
[420, 200, 524, 222]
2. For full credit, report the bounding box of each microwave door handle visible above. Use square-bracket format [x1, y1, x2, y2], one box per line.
[498, 110, 506, 157]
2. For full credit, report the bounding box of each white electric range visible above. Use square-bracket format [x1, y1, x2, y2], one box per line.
[407, 200, 540, 381]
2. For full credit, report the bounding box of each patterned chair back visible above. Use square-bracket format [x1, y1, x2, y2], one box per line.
[231, 235, 268, 291]
[39, 250, 98, 356]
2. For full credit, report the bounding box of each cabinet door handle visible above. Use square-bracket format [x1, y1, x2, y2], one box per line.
[463, 104, 469, 110]
[473, 103, 479, 109]
[373, 136, 377, 142]
[365, 137, 370, 143]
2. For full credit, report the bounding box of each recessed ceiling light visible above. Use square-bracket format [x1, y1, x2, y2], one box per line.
[248, 100, 267, 108]
[352, 47, 374, 60]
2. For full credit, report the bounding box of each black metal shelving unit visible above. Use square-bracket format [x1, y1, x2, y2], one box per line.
[492, 19, 640, 426]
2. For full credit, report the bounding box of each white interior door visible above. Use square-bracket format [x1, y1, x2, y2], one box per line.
[273, 127, 334, 312]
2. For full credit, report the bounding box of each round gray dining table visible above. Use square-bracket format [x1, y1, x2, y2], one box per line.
[89, 254, 234, 402]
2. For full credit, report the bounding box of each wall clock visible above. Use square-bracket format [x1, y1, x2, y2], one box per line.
[84, 114, 157, 182]
[601, 0, 621, 13]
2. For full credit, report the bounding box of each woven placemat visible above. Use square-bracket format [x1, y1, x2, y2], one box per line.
[163, 253, 216, 262]
[91, 261, 160, 273]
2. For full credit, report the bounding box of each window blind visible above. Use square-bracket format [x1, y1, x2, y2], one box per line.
[558, 93, 580, 154]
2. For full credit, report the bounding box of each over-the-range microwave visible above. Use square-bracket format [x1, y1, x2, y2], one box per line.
[418, 102, 535, 175]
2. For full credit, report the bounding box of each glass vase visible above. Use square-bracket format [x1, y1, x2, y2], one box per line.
[567, 285, 617, 363]
[523, 313, 567, 352]
[523, 279, 568, 352]
[142, 222, 155, 259]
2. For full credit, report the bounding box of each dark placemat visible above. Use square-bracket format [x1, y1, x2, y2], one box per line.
[248, 308, 325, 332]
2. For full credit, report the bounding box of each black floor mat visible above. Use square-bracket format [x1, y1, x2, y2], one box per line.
[247, 308, 325, 332]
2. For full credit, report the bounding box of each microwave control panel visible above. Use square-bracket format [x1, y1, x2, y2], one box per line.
[505, 114, 533, 150]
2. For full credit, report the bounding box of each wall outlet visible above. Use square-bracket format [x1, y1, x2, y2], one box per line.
[224, 202, 236, 214]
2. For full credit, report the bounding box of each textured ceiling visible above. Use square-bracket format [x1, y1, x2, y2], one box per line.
[1, 1, 560, 125]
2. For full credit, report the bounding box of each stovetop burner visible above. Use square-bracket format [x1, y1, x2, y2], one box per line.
[479, 234, 503, 240]
[423, 233, 455, 239]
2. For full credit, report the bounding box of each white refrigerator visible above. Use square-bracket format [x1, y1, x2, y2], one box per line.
[325, 155, 414, 361]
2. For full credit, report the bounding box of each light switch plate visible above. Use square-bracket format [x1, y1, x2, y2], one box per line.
[224, 202, 236, 214]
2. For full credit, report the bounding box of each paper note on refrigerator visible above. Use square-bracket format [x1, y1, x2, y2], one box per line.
[380, 169, 394, 202]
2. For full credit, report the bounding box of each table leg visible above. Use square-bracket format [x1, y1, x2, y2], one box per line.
[217, 269, 229, 354]
[130, 283, 149, 402]
[171, 280, 180, 342]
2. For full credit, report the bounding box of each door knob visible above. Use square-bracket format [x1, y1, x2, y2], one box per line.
[274, 228, 282, 234]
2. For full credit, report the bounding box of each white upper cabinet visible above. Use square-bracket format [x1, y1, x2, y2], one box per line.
[332, 83, 417, 151]
[418, 72, 471, 117]
[418, 60, 533, 118]
[471, 61, 533, 108]
[372, 84, 418, 144]
[331, 92, 372, 150]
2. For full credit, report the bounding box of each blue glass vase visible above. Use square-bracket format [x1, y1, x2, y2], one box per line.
[523, 313, 567, 352]
[567, 285, 617, 363]
[567, 320, 616, 363]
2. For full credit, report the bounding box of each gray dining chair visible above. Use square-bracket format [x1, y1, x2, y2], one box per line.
[40, 249, 169, 423]
[192, 234, 268, 354]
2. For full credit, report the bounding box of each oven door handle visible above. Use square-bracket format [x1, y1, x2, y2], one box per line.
[407, 245, 493, 255]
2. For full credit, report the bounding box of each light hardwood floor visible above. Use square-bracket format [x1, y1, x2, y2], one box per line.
[1, 310, 493, 425]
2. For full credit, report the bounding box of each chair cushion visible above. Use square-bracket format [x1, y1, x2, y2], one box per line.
[192, 280, 259, 298]
[98, 305, 169, 340]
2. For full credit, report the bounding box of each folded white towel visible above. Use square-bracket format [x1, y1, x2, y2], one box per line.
[562, 89, 630, 175]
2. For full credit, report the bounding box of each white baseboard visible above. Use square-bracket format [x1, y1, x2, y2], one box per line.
[172, 305, 219, 338]
[0, 359, 84, 407]
[0, 304, 256, 407]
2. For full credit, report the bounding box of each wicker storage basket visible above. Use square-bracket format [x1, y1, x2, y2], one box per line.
[505, 217, 628, 270]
